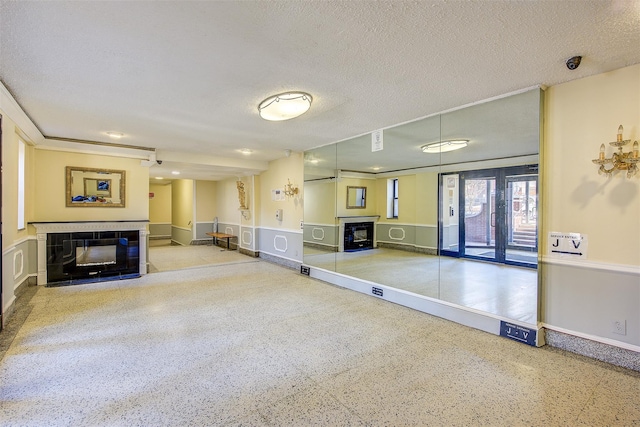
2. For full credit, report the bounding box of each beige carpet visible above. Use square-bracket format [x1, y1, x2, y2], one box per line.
[1, 258, 638, 426]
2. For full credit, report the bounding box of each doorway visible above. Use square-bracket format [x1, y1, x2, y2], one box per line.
[439, 165, 538, 268]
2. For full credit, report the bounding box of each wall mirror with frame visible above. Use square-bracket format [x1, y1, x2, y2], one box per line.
[303, 88, 542, 326]
[346, 186, 366, 208]
[66, 166, 126, 207]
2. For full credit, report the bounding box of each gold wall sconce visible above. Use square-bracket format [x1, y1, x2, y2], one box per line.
[593, 125, 638, 178]
[283, 179, 299, 197]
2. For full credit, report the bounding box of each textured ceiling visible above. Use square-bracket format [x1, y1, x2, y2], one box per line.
[1, 1, 640, 180]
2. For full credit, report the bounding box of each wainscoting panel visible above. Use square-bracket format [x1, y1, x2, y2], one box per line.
[171, 226, 193, 246]
[415, 225, 438, 250]
[257, 227, 303, 267]
[149, 222, 171, 238]
[376, 223, 438, 252]
[2, 238, 35, 319]
[239, 226, 255, 254]
[303, 223, 338, 250]
[195, 222, 215, 240]
[541, 259, 640, 349]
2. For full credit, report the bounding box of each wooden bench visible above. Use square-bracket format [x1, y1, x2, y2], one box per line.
[206, 232, 236, 250]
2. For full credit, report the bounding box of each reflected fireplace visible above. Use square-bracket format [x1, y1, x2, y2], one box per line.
[344, 222, 374, 252]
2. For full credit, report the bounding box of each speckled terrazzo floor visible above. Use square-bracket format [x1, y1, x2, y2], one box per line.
[1, 259, 639, 426]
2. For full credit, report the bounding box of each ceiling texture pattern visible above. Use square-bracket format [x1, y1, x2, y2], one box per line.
[1, 1, 639, 180]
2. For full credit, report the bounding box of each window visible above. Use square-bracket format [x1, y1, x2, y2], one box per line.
[18, 139, 25, 230]
[387, 178, 398, 218]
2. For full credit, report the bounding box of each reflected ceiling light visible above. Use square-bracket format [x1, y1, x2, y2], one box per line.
[106, 131, 124, 139]
[171, 171, 180, 175]
[421, 140, 469, 153]
[258, 92, 312, 121]
[372, 166, 381, 171]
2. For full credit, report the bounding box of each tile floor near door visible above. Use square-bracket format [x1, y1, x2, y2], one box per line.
[0, 244, 639, 426]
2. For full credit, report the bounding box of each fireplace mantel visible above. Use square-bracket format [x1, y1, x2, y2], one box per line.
[337, 216, 378, 252]
[32, 221, 148, 285]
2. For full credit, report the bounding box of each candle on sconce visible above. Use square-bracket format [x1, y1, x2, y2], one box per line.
[633, 141, 639, 158]
[599, 144, 605, 160]
[617, 125, 624, 143]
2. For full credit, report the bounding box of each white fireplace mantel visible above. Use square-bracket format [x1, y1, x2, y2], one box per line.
[337, 216, 379, 252]
[32, 221, 148, 285]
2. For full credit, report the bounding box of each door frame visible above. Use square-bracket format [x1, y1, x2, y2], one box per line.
[439, 164, 538, 269]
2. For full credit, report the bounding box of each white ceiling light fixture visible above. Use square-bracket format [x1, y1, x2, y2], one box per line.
[421, 140, 469, 153]
[171, 171, 180, 175]
[258, 92, 312, 121]
[238, 148, 253, 155]
[106, 131, 124, 139]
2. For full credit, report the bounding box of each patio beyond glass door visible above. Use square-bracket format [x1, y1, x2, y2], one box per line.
[505, 176, 538, 265]
[440, 165, 538, 268]
[464, 176, 497, 261]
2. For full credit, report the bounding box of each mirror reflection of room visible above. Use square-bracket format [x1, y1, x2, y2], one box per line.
[303, 88, 541, 324]
[66, 166, 125, 207]
[346, 186, 366, 208]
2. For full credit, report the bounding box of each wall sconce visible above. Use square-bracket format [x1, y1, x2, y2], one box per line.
[283, 179, 299, 197]
[593, 125, 639, 178]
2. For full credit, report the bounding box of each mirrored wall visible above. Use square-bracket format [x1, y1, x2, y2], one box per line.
[303, 89, 542, 325]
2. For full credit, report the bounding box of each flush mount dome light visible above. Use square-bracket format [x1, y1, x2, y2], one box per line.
[258, 92, 312, 121]
[421, 140, 469, 153]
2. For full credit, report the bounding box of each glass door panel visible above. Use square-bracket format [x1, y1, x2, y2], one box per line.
[439, 174, 460, 256]
[464, 177, 497, 260]
[505, 176, 538, 266]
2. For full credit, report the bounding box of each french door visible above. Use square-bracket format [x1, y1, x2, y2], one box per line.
[439, 165, 537, 268]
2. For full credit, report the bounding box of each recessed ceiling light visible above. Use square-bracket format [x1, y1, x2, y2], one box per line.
[309, 159, 319, 164]
[372, 166, 381, 171]
[155, 177, 163, 180]
[239, 148, 252, 155]
[106, 131, 124, 139]
[171, 171, 180, 175]
[421, 140, 469, 153]
[258, 92, 312, 121]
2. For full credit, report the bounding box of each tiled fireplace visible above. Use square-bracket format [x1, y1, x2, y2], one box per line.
[33, 221, 148, 286]
[338, 216, 378, 252]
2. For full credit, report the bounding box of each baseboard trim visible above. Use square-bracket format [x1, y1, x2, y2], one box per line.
[239, 248, 259, 257]
[259, 252, 301, 270]
[544, 328, 639, 372]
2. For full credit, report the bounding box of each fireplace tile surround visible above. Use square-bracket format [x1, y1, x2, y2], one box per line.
[338, 216, 378, 252]
[32, 221, 148, 286]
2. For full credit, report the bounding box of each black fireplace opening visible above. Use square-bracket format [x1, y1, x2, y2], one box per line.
[47, 231, 140, 286]
[344, 222, 374, 252]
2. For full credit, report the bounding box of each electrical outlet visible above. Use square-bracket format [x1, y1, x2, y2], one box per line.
[612, 319, 626, 335]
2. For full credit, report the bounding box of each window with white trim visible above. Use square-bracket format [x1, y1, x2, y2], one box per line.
[387, 178, 398, 219]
